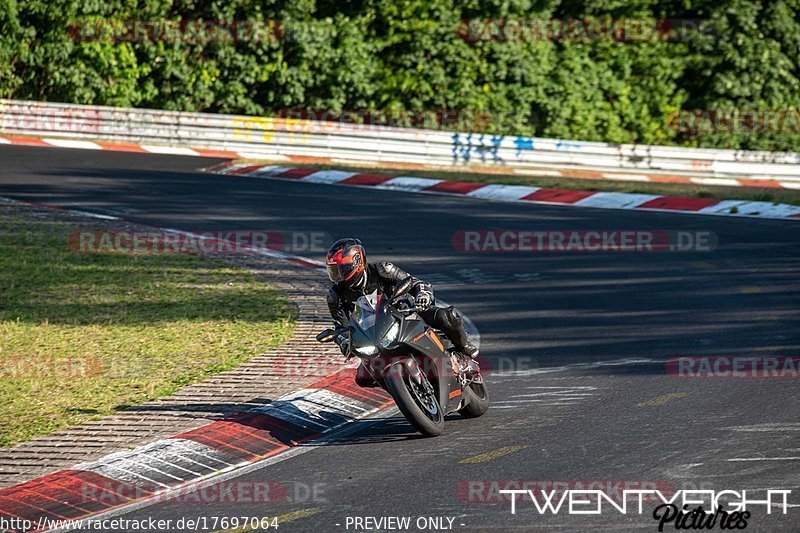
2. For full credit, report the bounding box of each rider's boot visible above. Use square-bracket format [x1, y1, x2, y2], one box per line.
[458, 340, 479, 359]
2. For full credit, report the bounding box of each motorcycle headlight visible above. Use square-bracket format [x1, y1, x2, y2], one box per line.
[355, 345, 378, 356]
[381, 322, 400, 348]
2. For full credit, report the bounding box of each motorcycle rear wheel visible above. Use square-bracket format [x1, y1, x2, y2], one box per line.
[458, 377, 490, 418]
[385, 364, 444, 437]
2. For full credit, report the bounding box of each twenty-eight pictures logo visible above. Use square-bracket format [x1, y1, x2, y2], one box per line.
[498, 488, 791, 530]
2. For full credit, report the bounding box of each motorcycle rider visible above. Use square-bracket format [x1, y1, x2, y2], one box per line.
[325, 238, 478, 386]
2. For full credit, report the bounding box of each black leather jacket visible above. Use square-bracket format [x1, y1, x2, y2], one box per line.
[326, 261, 432, 327]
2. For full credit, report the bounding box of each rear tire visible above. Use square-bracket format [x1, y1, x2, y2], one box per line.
[458, 378, 490, 418]
[385, 364, 444, 437]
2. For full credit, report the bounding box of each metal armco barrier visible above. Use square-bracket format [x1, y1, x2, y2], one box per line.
[2, 99, 800, 182]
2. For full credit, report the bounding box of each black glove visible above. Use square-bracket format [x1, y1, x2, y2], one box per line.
[334, 330, 351, 356]
[414, 289, 433, 309]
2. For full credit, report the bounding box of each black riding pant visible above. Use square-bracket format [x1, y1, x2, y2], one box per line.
[417, 305, 470, 351]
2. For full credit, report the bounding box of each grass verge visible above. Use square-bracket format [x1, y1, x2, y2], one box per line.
[239, 160, 800, 206]
[0, 206, 296, 447]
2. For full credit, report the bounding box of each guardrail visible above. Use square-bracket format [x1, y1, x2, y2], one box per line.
[2, 99, 800, 182]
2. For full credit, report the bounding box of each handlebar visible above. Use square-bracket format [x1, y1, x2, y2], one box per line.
[397, 306, 426, 314]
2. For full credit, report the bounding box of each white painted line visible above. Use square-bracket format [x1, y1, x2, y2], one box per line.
[726, 423, 800, 433]
[167, 439, 235, 468]
[602, 173, 652, 182]
[211, 163, 250, 174]
[140, 145, 200, 156]
[493, 400, 551, 404]
[700, 200, 800, 218]
[753, 203, 800, 218]
[375, 176, 444, 191]
[41, 139, 102, 150]
[300, 170, 357, 184]
[727, 457, 800, 462]
[290, 395, 369, 419]
[524, 386, 597, 389]
[142, 446, 208, 477]
[258, 403, 333, 430]
[690, 177, 742, 187]
[0, 137, 11, 144]
[258, 388, 371, 429]
[145, 453, 203, 477]
[494, 399, 585, 405]
[778, 181, 800, 190]
[502, 358, 661, 376]
[697, 200, 751, 215]
[68, 209, 119, 220]
[86, 461, 172, 488]
[574, 192, 660, 209]
[466, 184, 540, 200]
[513, 168, 562, 177]
[247, 165, 292, 177]
[234, 152, 290, 161]
[510, 393, 597, 398]
[117, 457, 185, 482]
[75, 438, 233, 480]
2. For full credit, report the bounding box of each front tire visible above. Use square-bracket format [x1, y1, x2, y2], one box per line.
[385, 364, 444, 437]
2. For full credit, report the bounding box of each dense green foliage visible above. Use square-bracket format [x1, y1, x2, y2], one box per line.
[1, 0, 798, 150]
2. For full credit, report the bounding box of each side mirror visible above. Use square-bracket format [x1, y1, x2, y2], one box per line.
[316, 329, 336, 343]
[392, 276, 414, 299]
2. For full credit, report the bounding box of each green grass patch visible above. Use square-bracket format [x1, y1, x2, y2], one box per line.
[0, 209, 296, 447]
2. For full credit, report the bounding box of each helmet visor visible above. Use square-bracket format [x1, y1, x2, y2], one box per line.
[326, 262, 357, 283]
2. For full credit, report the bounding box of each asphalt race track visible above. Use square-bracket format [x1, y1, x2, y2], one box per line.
[1, 145, 799, 532]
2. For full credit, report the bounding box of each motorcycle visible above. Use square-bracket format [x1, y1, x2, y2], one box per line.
[316, 277, 489, 437]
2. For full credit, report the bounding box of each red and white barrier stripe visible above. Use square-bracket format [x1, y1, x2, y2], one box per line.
[0, 369, 391, 530]
[210, 163, 800, 221]
[0, 135, 244, 159]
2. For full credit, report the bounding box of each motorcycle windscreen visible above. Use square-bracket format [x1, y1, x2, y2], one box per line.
[350, 290, 393, 343]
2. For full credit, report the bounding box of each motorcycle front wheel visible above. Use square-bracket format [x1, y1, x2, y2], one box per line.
[385, 364, 444, 437]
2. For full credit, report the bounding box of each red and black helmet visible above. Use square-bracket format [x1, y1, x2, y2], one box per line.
[325, 238, 366, 286]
